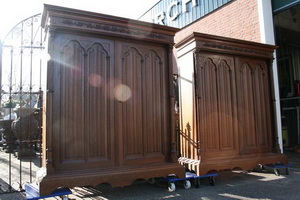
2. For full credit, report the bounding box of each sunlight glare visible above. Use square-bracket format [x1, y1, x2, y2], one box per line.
[114, 84, 132, 102]
[162, 194, 180, 199]
[220, 193, 271, 200]
[89, 74, 103, 87]
[46, 53, 51, 62]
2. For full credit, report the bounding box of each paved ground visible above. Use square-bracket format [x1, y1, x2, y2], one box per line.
[0, 146, 41, 194]
[0, 151, 300, 200]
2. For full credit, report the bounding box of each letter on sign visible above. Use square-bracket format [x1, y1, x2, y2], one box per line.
[154, 11, 166, 25]
[182, 0, 197, 12]
[167, 1, 179, 21]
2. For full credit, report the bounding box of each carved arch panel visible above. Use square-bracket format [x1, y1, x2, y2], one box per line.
[143, 50, 167, 156]
[236, 57, 272, 155]
[86, 43, 115, 165]
[116, 42, 168, 165]
[120, 47, 144, 160]
[195, 53, 238, 159]
[60, 40, 85, 163]
[53, 35, 115, 170]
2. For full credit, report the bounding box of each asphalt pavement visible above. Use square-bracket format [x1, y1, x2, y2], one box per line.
[1, 151, 300, 200]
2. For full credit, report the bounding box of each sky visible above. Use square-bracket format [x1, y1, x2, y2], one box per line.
[0, 0, 160, 41]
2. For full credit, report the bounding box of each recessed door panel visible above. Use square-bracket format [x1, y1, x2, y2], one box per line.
[52, 35, 115, 170]
[116, 42, 169, 165]
[195, 53, 238, 158]
[236, 57, 273, 155]
[86, 43, 115, 165]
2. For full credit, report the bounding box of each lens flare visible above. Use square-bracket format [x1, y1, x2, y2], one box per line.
[114, 84, 132, 102]
[89, 74, 102, 87]
[46, 53, 51, 62]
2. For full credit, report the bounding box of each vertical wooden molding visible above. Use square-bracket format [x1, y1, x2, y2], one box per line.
[193, 50, 201, 160]
[168, 45, 177, 162]
[193, 51, 200, 100]
[83, 51, 88, 162]
[45, 28, 56, 174]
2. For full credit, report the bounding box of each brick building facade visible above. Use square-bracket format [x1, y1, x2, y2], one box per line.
[175, 0, 261, 43]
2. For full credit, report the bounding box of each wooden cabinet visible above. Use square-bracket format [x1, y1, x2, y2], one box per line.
[176, 33, 287, 175]
[40, 5, 184, 195]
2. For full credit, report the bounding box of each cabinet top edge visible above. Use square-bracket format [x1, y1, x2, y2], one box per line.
[42, 4, 179, 45]
[175, 32, 277, 59]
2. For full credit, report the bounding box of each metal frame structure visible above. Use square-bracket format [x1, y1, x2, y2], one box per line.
[0, 13, 45, 194]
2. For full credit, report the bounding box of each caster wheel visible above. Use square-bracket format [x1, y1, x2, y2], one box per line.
[286, 168, 290, 175]
[183, 180, 191, 189]
[274, 168, 280, 176]
[194, 179, 200, 188]
[209, 177, 215, 186]
[257, 164, 263, 171]
[168, 183, 176, 192]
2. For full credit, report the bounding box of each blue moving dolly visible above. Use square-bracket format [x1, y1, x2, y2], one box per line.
[164, 172, 218, 192]
[26, 183, 72, 200]
[254, 163, 292, 176]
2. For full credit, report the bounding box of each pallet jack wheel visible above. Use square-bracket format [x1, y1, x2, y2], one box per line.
[209, 177, 215, 186]
[168, 183, 176, 192]
[286, 167, 290, 175]
[274, 168, 280, 176]
[183, 180, 191, 189]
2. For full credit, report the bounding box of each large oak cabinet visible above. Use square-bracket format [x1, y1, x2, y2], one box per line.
[176, 33, 287, 175]
[40, 5, 184, 195]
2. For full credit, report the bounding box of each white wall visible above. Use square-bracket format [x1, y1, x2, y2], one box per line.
[258, 0, 283, 153]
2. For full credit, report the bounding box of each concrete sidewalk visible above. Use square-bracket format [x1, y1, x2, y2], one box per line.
[1, 152, 300, 200]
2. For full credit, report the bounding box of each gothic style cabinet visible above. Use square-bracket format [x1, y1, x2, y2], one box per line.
[40, 5, 184, 195]
[176, 33, 287, 175]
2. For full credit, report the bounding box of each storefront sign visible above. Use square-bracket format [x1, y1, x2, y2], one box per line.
[139, 0, 232, 28]
[154, 0, 198, 25]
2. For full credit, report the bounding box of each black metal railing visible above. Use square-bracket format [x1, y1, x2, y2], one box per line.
[0, 13, 45, 194]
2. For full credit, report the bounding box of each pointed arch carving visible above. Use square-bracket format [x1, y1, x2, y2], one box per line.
[87, 42, 110, 59]
[122, 47, 143, 61]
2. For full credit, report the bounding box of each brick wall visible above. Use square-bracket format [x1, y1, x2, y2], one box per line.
[175, 0, 261, 43]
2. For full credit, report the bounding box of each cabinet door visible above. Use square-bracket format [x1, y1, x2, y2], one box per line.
[115, 41, 169, 166]
[52, 34, 116, 170]
[195, 53, 238, 159]
[235, 57, 273, 155]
